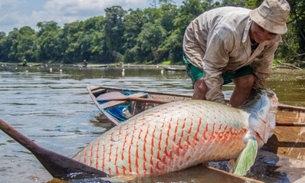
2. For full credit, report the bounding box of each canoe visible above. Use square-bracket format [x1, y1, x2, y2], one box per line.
[163, 66, 186, 71]
[87, 85, 305, 161]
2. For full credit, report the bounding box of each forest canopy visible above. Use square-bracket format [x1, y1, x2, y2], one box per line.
[0, 0, 304, 66]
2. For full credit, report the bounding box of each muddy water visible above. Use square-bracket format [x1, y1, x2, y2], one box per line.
[0, 65, 305, 183]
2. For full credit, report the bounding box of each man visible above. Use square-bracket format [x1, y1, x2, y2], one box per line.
[183, 0, 290, 107]
[22, 58, 28, 66]
[83, 59, 88, 68]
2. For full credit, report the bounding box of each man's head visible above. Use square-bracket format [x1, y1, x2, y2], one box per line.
[249, 22, 277, 43]
[249, 0, 290, 43]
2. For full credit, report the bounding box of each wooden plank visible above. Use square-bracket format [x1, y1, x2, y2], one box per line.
[98, 93, 148, 109]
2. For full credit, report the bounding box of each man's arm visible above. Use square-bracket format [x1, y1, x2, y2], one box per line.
[203, 32, 233, 104]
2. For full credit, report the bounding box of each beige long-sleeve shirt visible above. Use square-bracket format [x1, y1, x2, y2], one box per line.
[183, 7, 280, 103]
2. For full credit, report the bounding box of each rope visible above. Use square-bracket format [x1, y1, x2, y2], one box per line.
[54, 110, 99, 132]
[55, 89, 155, 131]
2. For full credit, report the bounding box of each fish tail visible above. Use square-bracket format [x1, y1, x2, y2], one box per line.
[233, 135, 258, 176]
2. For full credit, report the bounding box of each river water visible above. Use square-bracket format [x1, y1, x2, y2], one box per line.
[0, 65, 305, 183]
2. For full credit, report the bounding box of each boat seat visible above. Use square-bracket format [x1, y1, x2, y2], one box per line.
[91, 88, 106, 95]
[98, 92, 148, 109]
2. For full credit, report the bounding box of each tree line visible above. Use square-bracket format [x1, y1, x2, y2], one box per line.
[0, 0, 304, 66]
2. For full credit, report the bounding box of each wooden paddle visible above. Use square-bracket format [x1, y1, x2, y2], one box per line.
[0, 119, 108, 179]
[96, 92, 170, 104]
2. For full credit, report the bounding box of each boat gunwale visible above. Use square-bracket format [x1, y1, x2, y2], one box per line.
[87, 85, 305, 111]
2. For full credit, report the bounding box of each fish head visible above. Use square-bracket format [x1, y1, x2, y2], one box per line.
[241, 88, 279, 146]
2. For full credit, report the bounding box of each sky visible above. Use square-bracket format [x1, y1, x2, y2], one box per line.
[0, 0, 183, 34]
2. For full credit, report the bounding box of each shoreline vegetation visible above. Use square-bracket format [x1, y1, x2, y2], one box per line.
[0, 61, 185, 70]
[1, 61, 303, 71]
[0, 2, 304, 68]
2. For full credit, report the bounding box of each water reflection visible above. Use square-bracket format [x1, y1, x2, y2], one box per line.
[0, 65, 305, 183]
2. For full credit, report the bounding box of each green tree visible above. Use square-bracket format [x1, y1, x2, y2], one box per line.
[0, 32, 8, 61]
[123, 9, 147, 63]
[16, 26, 38, 62]
[37, 21, 63, 63]
[158, 3, 178, 33]
[103, 5, 126, 62]
[3, 29, 21, 62]
[163, 0, 211, 64]
[0, 31, 6, 39]
[37, 21, 61, 37]
[136, 22, 167, 63]
[60, 21, 84, 63]
[287, 0, 305, 63]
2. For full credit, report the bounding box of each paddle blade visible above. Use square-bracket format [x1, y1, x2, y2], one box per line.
[0, 119, 108, 179]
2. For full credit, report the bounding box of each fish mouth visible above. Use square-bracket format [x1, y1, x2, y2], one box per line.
[241, 88, 279, 145]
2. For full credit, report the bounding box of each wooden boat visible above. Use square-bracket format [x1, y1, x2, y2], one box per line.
[87, 85, 305, 161]
[163, 66, 186, 71]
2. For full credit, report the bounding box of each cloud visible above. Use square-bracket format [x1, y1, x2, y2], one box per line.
[0, 0, 25, 12]
[0, 0, 27, 32]
[0, 0, 152, 33]
[0, 0, 182, 34]
[37, 0, 151, 28]
[42, 0, 150, 17]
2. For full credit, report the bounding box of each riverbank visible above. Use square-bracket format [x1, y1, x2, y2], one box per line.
[0, 62, 186, 70]
[2, 61, 304, 71]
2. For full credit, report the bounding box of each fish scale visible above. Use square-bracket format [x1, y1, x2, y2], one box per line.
[73, 100, 250, 176]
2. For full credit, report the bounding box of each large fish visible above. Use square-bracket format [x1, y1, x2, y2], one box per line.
[73, 88, 279, 177]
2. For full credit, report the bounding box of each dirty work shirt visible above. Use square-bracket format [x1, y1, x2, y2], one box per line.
[183, 7, 281, 104]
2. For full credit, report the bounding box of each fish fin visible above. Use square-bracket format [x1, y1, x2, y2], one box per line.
[227, 159, 236, 173]
[233, 136, 258, 176]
